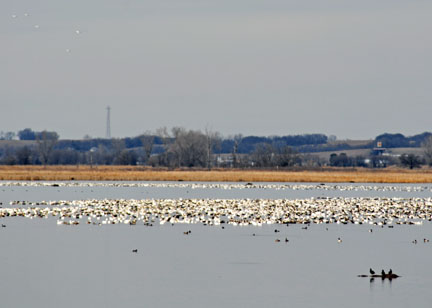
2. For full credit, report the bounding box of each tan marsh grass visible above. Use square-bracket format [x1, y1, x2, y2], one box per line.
[1, 165, 432, 183]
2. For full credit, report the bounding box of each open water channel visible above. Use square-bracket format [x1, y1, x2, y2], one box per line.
[1, 181, 432, 308]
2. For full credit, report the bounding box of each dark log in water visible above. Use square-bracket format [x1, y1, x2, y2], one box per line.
[358, 274, 400, 279]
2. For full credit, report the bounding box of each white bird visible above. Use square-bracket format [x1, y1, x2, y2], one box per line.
[24, 13, 29, 17]
[75, 30, 81, 35]
[11, 14, 17, 18]
[34, 25, 40, 29]
[66, 49, 71, 53]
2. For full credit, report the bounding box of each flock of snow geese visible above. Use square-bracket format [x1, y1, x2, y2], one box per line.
[1, 181, 432, 192]
[2, 196, 432, 227]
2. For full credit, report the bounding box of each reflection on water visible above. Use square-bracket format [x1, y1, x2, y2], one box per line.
[0, 182, 431, 308]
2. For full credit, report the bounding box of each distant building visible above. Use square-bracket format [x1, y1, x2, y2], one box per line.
[372, 142, 386, 156]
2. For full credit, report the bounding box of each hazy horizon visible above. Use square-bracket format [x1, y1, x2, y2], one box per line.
[2, 1, 431, 140]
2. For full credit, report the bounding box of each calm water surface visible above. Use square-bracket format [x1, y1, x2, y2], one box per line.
[0, 182, 431, 308]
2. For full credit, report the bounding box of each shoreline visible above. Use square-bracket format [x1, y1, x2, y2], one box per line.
[1, 165, 432, 183]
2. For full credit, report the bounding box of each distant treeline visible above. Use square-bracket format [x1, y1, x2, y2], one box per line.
[53, 133, 329, 153]
[0, 128, 431, 169]
[374, 132, 432, 148]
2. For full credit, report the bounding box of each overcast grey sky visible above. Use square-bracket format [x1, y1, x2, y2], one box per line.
[1, 0, 431, 140]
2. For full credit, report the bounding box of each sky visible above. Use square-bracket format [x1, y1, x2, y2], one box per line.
[1, 0, 431, 140]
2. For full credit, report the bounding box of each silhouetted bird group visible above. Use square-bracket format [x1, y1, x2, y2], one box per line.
[367, 268, 396, 278]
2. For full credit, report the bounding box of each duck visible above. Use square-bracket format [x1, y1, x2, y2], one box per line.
[337, 237, 342, 243]
[370, 268, 375, 275]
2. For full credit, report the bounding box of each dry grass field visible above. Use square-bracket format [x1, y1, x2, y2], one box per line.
[1, 165, 432, 183]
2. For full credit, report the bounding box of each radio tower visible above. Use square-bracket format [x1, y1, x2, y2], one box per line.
[106, 106, 111, 139]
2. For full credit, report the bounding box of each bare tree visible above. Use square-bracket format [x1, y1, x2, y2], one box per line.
[140, 131, 155, 165]
[173, 128, 207, 167]
[422, 136, 432, 166]
[2, 132, 16, 140]
[155, 127, 174, 168]
[275, 146, 301, 167]
[157, 127, 207, 168]
[251, 143, 274, 167]
[111, 139, 126, 165]
[156, 127, 170, 145]
[204, 128, 221, 170]
[399, 153, 422, 169]
[16, 146, 33, 165]
[232, 134, 243, 168]
[171, 127, 185, 168]
[36, 131, 59, 165]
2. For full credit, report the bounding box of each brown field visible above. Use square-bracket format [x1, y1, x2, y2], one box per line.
[1, 165, 432, 183]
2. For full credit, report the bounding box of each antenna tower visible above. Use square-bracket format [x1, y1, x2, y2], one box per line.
[106, 106, 111, 139]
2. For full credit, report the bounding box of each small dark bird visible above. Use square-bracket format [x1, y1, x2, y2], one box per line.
[389, 269, 392, 275]
[381, 269, 386, 276]
[370, 268, 375, 275]
[285, 238, 289, 243]
[1, 224, 6, 228]
[132, 249, 138, 253]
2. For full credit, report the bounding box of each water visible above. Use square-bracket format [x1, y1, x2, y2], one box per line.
[1, 182, 431, 308]
[2, 181, 432, 202]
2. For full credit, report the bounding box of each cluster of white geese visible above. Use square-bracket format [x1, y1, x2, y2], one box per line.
[2, 197, 431, 227]
[0, 181, 431, 192]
